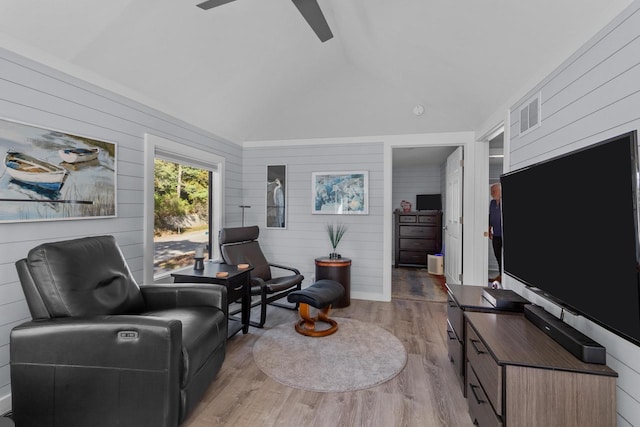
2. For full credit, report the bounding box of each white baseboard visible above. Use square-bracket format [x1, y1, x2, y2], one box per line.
[0, 393, 11, 415]
[0, 393, 10, 415]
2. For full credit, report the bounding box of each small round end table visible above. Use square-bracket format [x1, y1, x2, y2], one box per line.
[315, 257, 351, 308]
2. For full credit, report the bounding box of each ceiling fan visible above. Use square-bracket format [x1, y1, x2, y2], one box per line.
[196, 0, 333, 42]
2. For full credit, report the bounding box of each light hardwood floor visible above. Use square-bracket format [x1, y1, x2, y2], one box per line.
[182, 275, 473, 427]
[391, 267, 447, 303]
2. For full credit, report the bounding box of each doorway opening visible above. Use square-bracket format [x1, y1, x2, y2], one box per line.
[390, 145, 460, 302]
[488, 132, 504, 282]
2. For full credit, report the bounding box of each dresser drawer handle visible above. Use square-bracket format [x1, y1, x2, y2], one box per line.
[469, 384, 485, 404]
[233, 285, 244, 291]
[470, 338, 486, 354]
[447, 329, 456, 340]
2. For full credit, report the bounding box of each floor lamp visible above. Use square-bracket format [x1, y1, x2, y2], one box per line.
[239, 205, 251, 226]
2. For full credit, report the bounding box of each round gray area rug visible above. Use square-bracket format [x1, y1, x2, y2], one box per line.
[252, 317, 407, 392]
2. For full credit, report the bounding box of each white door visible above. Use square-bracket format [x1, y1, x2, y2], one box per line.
[445, 147, 464, 284]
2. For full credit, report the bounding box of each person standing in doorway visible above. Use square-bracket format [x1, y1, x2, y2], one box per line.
[488, 182, 502, 282]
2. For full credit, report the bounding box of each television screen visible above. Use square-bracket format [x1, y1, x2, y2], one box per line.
[416, 194, 441, 211]
[501, 131, 640, 346]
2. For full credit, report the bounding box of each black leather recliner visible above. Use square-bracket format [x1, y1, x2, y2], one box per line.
[10, 235, 227, 427]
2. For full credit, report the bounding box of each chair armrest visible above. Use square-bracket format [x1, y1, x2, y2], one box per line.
[140, 283, 227, 316]
[251, 276, 268, 290]
[10, 316, 182, 371]
[269, 263, 301, 275]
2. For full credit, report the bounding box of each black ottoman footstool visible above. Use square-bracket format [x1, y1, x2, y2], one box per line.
[287, 279, 345, 337]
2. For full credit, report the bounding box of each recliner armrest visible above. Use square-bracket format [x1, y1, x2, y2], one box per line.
[140, 283, 227, 316]
[10, 316, 182, 371]
[11, 316, 184, 427]
[269, 263, 302, 275]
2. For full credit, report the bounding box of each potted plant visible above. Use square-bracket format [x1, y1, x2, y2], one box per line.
[327, 223, 348, 259]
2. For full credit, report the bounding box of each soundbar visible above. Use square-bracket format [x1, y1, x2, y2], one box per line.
[524, 304, 606, 364]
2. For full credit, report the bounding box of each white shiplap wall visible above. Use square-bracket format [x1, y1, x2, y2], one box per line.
[506, 3, 640, 425]
[391, 164, 442, 212]
[0, 47, 242, 412]
[242, 142, 384, 298]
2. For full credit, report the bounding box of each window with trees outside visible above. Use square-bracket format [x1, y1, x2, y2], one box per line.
[144, 134, 223, 285]
[153, 158, 211, 278]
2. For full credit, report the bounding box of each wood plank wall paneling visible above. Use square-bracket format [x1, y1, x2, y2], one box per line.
[392, 164, 441, 212]
[0, 46, 243, 411]
[242, 143, 384, 296]
[508, 3, 640, 425]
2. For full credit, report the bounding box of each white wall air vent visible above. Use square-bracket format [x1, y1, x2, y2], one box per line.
[519, 92, 541, 136]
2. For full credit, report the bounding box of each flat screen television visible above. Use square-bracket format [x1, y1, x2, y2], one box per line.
[416, 194, 441, 211]
[500, 130, 640, 346]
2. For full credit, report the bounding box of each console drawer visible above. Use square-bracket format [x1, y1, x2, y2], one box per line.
[466, 322, 502, 416]
[447, 295, 463, 339]
[467, 363, 503, 427]
[447, 320, 464, 389]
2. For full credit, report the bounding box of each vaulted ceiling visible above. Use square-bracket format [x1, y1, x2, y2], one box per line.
[0, 0, 633, 143]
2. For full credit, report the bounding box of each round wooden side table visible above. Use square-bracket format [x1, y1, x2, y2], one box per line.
[315, 257, 351, 308]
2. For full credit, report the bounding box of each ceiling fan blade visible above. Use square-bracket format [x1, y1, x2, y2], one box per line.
[291, 0, 333, 42]
[196, 0, 237, 10]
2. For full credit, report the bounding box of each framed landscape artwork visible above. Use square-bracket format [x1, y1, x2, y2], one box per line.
[266, 164, 286, 229]
[312, 171, 368, 215]
[0, 118, 117, 222]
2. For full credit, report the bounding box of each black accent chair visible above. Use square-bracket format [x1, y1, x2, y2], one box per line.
[10, 235, 227, 427]
[219, 226, 303, 328]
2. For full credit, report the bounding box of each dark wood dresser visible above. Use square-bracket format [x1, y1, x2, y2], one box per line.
[394, 210, 442, 267]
